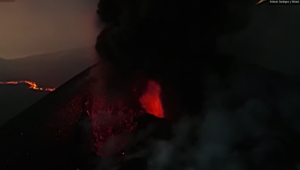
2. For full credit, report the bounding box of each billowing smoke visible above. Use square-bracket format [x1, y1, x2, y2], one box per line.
[218, 5, 300, 75]
[90, 65, 300, 170]
[89, 0, 300, 169]
[93, 0, 254, 119]
[136, 69, 300, 170]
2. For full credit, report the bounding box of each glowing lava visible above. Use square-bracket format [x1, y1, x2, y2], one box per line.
[139, 80, 164, 118]
[82, 79, 164, 156]
[0, 81, 55, 92]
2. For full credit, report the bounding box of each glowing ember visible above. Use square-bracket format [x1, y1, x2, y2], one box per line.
[0, 80, 55, 92]
[139, 80, 164, 118]
[90, 95, 143, 156]
[70, 79, 164, 156]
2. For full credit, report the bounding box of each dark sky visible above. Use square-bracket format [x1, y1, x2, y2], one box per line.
[0, 0, 100, 59]
[218, 5, 300, 75]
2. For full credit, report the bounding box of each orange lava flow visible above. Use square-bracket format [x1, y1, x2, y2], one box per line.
[139, 80, 164, 118]
[0, 81, 55, 92]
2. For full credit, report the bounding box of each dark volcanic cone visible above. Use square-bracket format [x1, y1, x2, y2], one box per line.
[0, 61, 174, 170]
[0, 65, 96, 170]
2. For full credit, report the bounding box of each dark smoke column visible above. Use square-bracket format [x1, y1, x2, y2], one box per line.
[95, 0, 252, 118]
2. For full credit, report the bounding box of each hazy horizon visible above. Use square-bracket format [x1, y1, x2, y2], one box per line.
[0, 46, 94, 60]
[0, 47, 98, 125]
[0, 0, 101, 59]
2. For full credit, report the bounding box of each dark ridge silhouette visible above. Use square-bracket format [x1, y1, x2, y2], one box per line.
[0, 48, 96, 87]
[0, 85, 46, 126]
[0, 60, 172, 170]
[0, 48, 97, 126]
[0, 64, 97, 170]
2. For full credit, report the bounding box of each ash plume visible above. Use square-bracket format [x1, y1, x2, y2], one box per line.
[94, 0, 253, 117]
[90, 0, 300, 169]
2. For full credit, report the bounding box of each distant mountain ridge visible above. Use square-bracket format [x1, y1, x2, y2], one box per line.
[0, 47, 98, 126]
[0, 58, 18, 80]
[0, 47, 98, 87]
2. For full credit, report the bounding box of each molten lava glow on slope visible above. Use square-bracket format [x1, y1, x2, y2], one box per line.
[139, 80, 164, 118]
[69, 79, 164, 157]
[0, 81, 55, 92]
[90, 95, 143, 156]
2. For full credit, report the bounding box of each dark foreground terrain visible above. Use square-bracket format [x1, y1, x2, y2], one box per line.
[0, 65, 95, 170]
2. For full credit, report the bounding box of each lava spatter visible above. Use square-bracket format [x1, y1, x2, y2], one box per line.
[89, 95, 143, 156]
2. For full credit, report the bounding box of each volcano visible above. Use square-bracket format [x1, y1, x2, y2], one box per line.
[0, 63, 170, 170]
[2, 62, 300, 170]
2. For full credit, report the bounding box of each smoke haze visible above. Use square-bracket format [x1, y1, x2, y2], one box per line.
[218, 5, 300, 75]
[96, 63, 300, 170]
[142, 68, 300, 170]
[0, 0, 101, 59]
